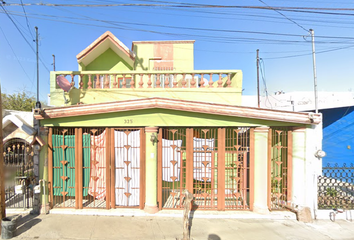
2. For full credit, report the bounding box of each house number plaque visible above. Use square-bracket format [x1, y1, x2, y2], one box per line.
[124, 119, 133, 124]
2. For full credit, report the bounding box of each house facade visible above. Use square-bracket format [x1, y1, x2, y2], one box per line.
[34, 31, 322, 215]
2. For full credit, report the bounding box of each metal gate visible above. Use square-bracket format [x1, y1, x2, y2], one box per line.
[81, 128, 108, 209]
[158, 128, 187, 209]
[224, 128, 251, 210]
[51, 128, 76, 208]
[191, 128, 218, 210]
[268, 128, 292, 210]
[158, 127, 253, 211]
[3, 138, 34, 209]
[48, 127, 145, 210]
[112, 128, 144, 208]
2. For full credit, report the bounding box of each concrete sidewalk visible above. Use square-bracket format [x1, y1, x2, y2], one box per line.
[8, 213, 354, 240]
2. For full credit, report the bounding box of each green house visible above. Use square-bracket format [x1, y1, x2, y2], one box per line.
[35, 31, 322, 215]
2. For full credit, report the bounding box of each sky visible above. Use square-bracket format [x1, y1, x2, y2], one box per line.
[1, 0, 354, 102]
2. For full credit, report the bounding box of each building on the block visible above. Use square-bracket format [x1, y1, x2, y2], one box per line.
[30, 31, 322, 216]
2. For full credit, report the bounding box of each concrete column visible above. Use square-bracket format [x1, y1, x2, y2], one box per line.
[36, 127, 49, 214]
[292, 128, 306, 207]
[305, 124, 322, 219]
[253, 127, 269, 214]
[144, 126, 159, 214]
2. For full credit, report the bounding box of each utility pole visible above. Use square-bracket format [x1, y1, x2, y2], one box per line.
[310, 29, 318, 113]
[52, 54, 55, 71]
[35, 26, 41, 109]
[256, 49, 260, 108]
[0, 83, 5, 231]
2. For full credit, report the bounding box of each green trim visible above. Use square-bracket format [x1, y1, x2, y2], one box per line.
[52, 134, 76, 197]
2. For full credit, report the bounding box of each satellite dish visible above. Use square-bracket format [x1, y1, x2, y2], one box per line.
[56, 75, 74, 104]
[56, 75, 72, 92]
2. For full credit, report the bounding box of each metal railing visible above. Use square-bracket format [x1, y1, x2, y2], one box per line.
[318, 163, 354, 210]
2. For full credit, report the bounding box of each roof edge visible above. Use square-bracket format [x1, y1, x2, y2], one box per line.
[132, 40, 195, 45]
[35, 97, 321, 125]
[76, 31, 135, 62]
[3, 115, 36, 135]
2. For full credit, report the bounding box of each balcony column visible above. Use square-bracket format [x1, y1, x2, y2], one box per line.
[253, 127, 270, 214]
[144, 126, 159, 214]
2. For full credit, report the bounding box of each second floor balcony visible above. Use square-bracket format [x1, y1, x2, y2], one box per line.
[49, 70, 243, 107]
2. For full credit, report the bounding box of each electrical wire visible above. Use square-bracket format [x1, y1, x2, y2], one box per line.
[0, 10, 313, 45]
[19, 0, 35, 40]
[257, 0, 309, 33]
[259, 58, 272, 108]
[0, 4, 51, 72]
[3, 9, 354, 46]
[4, 2, 354, 11]
[0, 24, 34, 87]
[2, 1, 354, 62]
[67, 0, 354, 29]
[263, 44, 354, 60]
[5, 7, 354, 41]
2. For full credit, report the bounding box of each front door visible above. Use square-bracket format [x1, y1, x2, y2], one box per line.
[112, 129, 143, 208]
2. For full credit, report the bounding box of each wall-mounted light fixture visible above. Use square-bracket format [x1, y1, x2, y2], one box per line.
[315, 149, 326, 158]
[150, 133, 158, 145]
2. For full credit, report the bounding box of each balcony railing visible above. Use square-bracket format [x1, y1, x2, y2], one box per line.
[51, 70, 241, 90]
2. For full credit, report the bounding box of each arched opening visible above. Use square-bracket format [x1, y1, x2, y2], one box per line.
[3, 138, 34, 209]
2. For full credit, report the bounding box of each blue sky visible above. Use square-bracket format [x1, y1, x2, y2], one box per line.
[1, 0, 354, 102]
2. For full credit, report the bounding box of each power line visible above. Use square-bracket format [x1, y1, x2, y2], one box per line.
[0, 10, 308, 45]
[0, 4, 50, 72]
[3, 9, 354, 46]
[0, 4, 35, 49]
[6, 9, 348, 55]
[259, 58, 272, 108]
[67, 1, 354, 28]
[4, 2, 354, 11]
[2, 3, 354, 61]
[6, 8, 354, 41]
[257, 0, 309, 33]
[0, 24, 34, 86]
[19, 0, 35, 40]
[263, 44, 354, 59]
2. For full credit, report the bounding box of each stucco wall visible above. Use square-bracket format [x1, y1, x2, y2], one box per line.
[85, 48, 133, 71]
[49, 87, 242, 107]
[133, 42, 194, 71]
[292, 124, 323, 218]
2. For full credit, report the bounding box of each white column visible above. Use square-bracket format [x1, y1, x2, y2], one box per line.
[292, 128, 306, 207]
[253, 127, 269, 214]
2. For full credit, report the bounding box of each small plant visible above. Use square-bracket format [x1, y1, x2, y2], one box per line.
[326, 188, 337, 197]
[271, 179, 282, 193]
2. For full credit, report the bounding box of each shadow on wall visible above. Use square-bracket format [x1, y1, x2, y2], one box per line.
[134, 56, 147, 71]
[133, 45, 147, 71]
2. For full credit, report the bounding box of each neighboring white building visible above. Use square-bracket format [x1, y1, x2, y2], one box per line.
[242, 91, 354, 111]
[2, 109, 35, 143]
